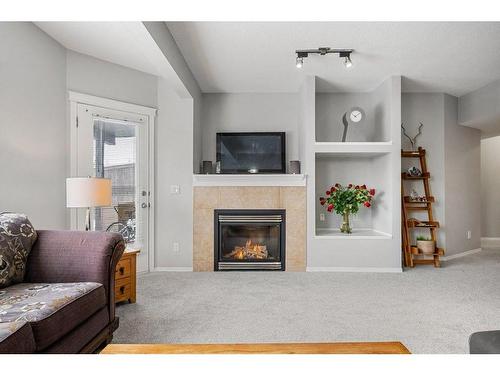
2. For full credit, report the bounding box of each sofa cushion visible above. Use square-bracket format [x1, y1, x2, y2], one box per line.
[0, 213, 37, 288]
[0, 321, 36, 353]
[0, 282, 106, 351]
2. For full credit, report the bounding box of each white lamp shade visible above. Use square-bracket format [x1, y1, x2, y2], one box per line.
[66, 177, 112, 208]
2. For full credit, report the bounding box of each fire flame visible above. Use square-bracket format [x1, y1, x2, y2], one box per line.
[226, 239, 268, 260]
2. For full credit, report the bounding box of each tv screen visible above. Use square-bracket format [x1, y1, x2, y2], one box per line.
[216, 132, 286, 174]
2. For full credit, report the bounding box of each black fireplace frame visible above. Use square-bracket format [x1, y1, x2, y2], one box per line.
[214, 209, 286, 271]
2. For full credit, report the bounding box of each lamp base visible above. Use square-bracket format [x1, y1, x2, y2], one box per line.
[85, 207, 91, 231]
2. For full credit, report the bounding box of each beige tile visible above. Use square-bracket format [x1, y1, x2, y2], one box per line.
[286, 235, 306, 256]
[193, 233, 213, 260]
[193, 208, 214, 236]
[219, 187, 280, 209]
[287, 244, 306, 260]
[286, 209, 306, 246]
[286, 253, 306, 264]
[286, 261, 306, 272]
[285, 208, 306, 266]
[280, 187, 306, 210]
[194, 187, 220, 209]
[193, 260, 213, 272]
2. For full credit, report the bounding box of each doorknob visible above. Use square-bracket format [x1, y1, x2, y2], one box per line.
[141, 203, 148, 208]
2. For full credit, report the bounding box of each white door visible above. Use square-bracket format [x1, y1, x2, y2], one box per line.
[74, 103, 151, 272]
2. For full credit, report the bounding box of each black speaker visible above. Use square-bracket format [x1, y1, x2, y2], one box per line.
[289, 160, 301, 174]
[201, 161, 213, 174]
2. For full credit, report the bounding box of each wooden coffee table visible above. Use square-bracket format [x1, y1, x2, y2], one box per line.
[102, 342, 410, 354]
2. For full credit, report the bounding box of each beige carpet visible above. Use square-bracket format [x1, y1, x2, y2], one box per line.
[115, 248, 500, 353]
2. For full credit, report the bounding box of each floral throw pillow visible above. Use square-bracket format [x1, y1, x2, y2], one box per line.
[0, 213, 37, 288]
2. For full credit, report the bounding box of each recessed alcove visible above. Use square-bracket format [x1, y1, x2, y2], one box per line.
[314, 152, 393, 238]
[301, 75, 401, 271]
[315, 79, 393, 143]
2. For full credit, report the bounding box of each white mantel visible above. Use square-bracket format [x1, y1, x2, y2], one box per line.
[192, 174, 307, 187]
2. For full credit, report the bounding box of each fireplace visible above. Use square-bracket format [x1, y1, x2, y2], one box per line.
[214, 209, 286, 271]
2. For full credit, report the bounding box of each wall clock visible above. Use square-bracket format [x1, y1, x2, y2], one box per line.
[341, 106, 365, 142]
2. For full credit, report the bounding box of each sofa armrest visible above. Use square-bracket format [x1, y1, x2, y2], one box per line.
[25, 230, 125, 322]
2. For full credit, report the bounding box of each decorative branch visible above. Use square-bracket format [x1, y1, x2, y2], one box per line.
[416, 122, 423, 142]
[401, 122, 424, 150]
[401, 123, 414, 149]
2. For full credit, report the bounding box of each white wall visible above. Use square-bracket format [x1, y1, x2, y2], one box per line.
[66, 50, 158, 107]
[201, 93, 299, 172]
[444, 94, 481, 254]
[481, 136, 500, 238]
[0, 22, 67, 229]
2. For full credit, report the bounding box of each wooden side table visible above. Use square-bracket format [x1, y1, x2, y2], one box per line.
[115, 249, 140, 304]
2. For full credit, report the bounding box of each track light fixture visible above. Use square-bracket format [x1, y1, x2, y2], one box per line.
[295, 47, 354, 69]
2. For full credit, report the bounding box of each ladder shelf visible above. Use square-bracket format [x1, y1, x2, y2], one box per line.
[401, 147, 445, 268]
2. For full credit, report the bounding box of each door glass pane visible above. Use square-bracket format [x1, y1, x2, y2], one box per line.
[92, 118, 137, 244]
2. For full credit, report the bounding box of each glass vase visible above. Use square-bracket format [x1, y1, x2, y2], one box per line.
[340, 210, 352, 234]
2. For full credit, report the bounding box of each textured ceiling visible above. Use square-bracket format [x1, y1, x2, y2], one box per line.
[167, 22, 500, 95]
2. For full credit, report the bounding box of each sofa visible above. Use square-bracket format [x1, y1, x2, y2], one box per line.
[0, 230, 125, 353]
[469, 330, 500, 353]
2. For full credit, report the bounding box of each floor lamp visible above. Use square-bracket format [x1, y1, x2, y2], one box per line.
[66, 177, 112, 231]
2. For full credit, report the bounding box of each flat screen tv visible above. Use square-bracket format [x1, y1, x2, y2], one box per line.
[216, 132, 286, 174]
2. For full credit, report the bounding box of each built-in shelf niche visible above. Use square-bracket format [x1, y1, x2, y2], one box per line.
[314, 152, 393, 238]
[315, 79, 393, 143]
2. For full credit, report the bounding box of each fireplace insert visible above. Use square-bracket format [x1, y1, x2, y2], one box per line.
[214, 209, 285, 271]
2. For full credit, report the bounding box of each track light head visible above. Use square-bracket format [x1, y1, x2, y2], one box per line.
[339, 51, 353, 69]
[343, 55, 353, 68]
[296, 57, 303, 68]
[296, 51, 308, 68]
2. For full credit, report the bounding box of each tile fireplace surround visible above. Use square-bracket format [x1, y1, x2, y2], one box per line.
[193, 184, 306, 272]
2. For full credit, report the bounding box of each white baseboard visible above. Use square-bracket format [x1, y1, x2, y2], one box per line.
[306, 267, 402, 273]
[152, 267, 193, 272]
[441, 248, 482, 261]
[481, 237, 500, 248]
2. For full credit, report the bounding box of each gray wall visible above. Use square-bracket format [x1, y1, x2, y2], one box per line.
[66, 47, 197, 269]
[143, 22, 203, 174]
[66, 50, 158, 107]
[201, 93, 299, 172]
[0, 22, 67, 229]
[459, 79, 500, 137]
[155, 80, 194, 268]
[402, 93, 446, 249]
[142, 22, 204, 268]
[1, 22, 197, 270]
[481, 136, 500, 238]
[402, 93, 482, 256]
[444, 94, 481, 254]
